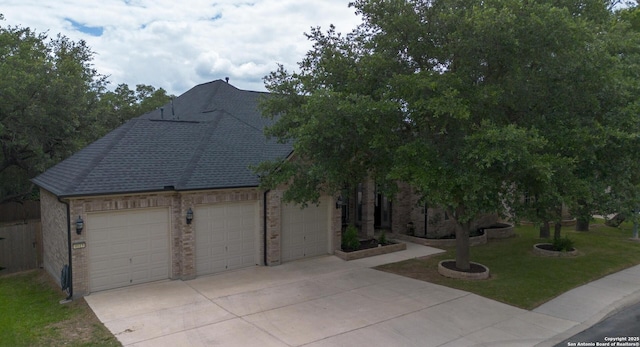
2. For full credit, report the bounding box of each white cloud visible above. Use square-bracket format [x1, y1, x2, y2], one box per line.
[1, 0, 361, 95]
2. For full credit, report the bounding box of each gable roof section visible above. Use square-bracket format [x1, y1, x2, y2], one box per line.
[32, 80, 292, 197]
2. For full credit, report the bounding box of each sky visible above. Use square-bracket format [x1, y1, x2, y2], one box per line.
[1, 0, 363, 95]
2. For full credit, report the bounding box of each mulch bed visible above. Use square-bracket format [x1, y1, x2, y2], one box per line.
[342, 239, 393, 252]
[535, 243, 575, 252]
[440, 260, 488, 273]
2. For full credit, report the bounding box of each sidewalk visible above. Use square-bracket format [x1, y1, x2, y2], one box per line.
[535, 264, 640, 346]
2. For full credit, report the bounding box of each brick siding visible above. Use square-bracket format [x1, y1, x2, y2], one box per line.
[39, 189, 68, 286]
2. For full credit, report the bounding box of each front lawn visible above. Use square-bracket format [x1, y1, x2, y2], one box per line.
[0, 270, 119, 347]
[377, 220, 640, 310]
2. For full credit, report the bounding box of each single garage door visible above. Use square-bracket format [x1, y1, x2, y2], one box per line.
[281, 197, 330, 262]
[195, 202, 257, 276]
[88, 208, 170, 292]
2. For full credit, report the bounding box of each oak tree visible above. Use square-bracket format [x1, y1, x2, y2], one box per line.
[257, 0, 637, 270]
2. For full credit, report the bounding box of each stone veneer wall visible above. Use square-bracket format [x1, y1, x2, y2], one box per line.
[391, 184, 500, 238]
[40, 189, 68, 286]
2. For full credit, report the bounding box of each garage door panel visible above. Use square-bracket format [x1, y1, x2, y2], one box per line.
[285, 248, 304, 261]
[150, 252, 167, 263]
[88, 208, 169, 292]
[91, 244, 112, 258]
[131, 268, 151, 279]
[131, 253, 150, 265]
[151, 238, 168, 250]
[150, 267, 167, 278]
[226, 256, 244, 270]
[195, 202, 256, 276]
[130, 240, 150, 253]
[227, 232, 242, 242]
[282, 197, 330, 262]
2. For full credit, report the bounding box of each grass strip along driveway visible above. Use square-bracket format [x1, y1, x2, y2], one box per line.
[0, 270, 119, 347]
[377, 221, 640, 310]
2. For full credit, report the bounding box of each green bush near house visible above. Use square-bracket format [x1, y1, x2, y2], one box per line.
[552, 236, 575, 252]
[378, 231, 387, 245]
[341, 225, 360, 251]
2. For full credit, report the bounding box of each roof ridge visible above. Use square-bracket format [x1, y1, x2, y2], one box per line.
[175, 114, 224, 188]
[61, 119, 140, 194]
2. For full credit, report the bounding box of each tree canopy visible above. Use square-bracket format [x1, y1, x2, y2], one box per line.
[256, 0, 640, 269]
[0, 16, 172, 203]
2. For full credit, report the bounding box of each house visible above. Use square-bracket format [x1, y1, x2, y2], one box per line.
[33, 80, 342, 296]
[34, 79, 496, 297]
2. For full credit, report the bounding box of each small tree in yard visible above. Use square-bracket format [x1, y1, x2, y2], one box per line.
[255, 0, 636, 271]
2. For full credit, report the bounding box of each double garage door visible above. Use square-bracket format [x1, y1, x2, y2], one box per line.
[88, 208, 170, 293]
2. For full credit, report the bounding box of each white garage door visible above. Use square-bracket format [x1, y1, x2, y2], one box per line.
[88, 208, 170, 292]
[281, 197, 330, 262]
[195, 202, 257, 276]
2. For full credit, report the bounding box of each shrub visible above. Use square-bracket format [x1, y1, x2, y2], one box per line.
[342, 225, 360, 251]
[378, 231, 387, 245]
[552, 236, 575, 252]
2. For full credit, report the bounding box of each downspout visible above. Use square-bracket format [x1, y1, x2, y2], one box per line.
[263, 189, 270, 266]
[58, 197, 73, 301]
[424, 203, 428, 236]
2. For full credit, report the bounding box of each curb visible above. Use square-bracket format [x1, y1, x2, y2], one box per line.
[534, 287, 640, 347]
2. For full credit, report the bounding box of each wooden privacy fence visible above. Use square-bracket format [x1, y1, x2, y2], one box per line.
[0, 220, 42, 275]
[0, 201, 41, 223]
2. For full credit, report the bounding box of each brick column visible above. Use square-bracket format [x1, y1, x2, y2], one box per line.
[265, 190, 282, 265]
[180, 194, 196, 280]
[392, 182, 414, 236]
[70, 200, 88, 296]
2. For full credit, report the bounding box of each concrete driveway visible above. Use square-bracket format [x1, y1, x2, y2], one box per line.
[85, 243, 640, 347]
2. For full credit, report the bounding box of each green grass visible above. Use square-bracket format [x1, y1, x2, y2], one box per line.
[0, 270, 120, 347]
[377, 220, 640, 310]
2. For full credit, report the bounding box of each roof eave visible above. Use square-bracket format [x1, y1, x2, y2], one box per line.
[45, 184, 262, 199]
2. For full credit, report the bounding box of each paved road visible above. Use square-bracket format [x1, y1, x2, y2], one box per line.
[555, 300, 640, 346]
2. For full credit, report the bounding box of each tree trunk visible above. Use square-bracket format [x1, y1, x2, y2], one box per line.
[554, 221, 562, 239]
[574, 200, 591, 231]
[539, 221, 550, 238]
[454, 221, 470, 270]
[575, 218, 590, 232]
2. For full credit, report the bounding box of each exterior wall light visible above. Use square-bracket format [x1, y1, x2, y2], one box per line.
[186, 208, 194, 224]
[335, 195, 345, 209]
[75, 216, 84, 235]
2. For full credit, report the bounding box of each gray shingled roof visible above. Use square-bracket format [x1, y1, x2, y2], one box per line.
[32, 80, 292, 197]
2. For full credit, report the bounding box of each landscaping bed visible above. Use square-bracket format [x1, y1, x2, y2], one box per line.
[481, 223, 515, 240]
[533, 243, 578, 257]
[376, 222, 640, 309]
[335, 239, 406, 261]
[438, 260, 490, 280]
